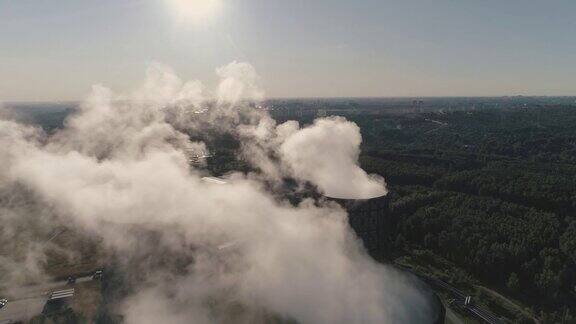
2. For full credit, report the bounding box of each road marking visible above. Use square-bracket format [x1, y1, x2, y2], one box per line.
[49, 288, 75, 300]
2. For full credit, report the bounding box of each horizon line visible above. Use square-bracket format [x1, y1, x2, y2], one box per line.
[3, 94, 576, 105]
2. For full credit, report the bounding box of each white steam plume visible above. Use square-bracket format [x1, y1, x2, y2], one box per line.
[0, 62, 428, 323]
[239, 116, 387, 198]
[278, 117, 387, 199]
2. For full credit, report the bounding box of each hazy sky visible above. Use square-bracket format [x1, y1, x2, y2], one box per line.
[1, 0, 576, 101]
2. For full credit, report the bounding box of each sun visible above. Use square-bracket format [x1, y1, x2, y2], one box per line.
[167, 0, 223, 25]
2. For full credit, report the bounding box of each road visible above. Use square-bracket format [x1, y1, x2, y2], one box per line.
[0, 297, 46, 324]
[396, 265, 504, 324]
[423, 276, 504, 324]
[475, 285, 539, 324]
[0, 274, 94, 323]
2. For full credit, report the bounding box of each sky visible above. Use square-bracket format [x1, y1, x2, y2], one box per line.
[1, 0, 576, 101]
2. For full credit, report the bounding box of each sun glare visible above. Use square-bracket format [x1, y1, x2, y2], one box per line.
[167, 0, 223, 25]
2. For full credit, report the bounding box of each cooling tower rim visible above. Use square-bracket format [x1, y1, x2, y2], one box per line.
[323, 192, 387, 201]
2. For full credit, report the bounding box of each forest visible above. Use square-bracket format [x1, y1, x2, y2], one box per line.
[352, 104, 576, 322]
[7, 99, 576, 322]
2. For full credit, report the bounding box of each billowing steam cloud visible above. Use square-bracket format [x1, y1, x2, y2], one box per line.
[0, 62, 428, 323]
[278, 117, 387, 199]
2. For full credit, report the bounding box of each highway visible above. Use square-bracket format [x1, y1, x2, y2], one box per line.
[397, 265, 504, 324]
[426, 277, 504, 324]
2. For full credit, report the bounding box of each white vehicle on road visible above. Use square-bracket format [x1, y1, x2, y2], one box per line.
[0, 298, 7, 309]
